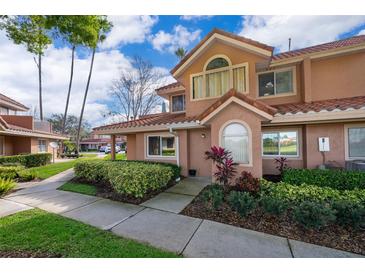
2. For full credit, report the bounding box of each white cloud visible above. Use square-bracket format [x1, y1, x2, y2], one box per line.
[358, 29, 365, 35]
[239, 16, 365, 53]
[101, 15, 158, 49]
[0, 30, 134, 127]
[150, 25, 201, 53]
[180, 16, 213, 21]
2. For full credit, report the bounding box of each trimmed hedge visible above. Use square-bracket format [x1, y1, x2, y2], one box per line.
[0, 178, 16, 196]
[283, 168, 365, 190]
[74, 160, 179, 198]
[0, 166, 24, 179]
[0, 153, 52, 168]
[260, 179, 365, 206]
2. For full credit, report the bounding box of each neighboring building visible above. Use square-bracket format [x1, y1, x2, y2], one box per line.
[0, 93, 68, 156]
[79, 134, 126, 151]
[93, 29, 365, 177]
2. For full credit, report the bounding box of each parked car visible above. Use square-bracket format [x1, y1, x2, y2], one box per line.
[105, 145, 121, 154]
[99, 146, 107, 152]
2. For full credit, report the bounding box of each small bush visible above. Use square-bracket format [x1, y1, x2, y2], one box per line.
[283, 168, 365, 190]
[260, 195, 288, 216]
[202, 185, 224, 210]
[0, 153, 52, 168]
[234, 171, 260, 195]
[0, 166, 24, 179]
[331, 200, 365, 229]
[17, 169, 36, 182]
[228, 191, 257, 217]
[0, 178, 16, 196]
[293, 201, 336, 229]
[74, 160, 177, 198]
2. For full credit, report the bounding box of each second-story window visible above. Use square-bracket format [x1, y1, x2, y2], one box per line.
[171, 94, 185, 112]
[192, 56, 248, 100]
[258, 67, 295, 97]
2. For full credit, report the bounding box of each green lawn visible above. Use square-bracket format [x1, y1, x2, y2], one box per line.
[80, 153, 98, 158]
[59, 181, 97, 196]
[103, 153, 126, 160]
[27, 160, 78, 180]
[0, 209, 178, 258]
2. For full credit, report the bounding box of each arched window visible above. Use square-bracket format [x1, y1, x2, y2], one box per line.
[222, 122, 249, 164]
[206, 58, 229, 70]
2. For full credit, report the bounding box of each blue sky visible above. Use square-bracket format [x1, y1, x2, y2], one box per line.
[1, 15, 365, 126]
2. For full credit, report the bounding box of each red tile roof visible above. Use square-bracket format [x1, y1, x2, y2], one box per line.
[93, 112, 198, 132]
[156, 82, 184, 92]
[197, 89, 277, 121]
[0, 92, 29, 110]
[170, 28, 274, 75]
[274, 96, 365, 115]
[273, 35, 365, 61]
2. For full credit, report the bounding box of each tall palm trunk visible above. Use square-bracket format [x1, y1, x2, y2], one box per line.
[38, 52, 43, 120]
[76, 47, 95, 154]
[62, 45, 75, 134]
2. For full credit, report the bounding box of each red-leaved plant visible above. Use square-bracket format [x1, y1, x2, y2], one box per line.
[234, 171, 260, 195]
[274, 157, 288, 177]
[205, 146, 237, 185]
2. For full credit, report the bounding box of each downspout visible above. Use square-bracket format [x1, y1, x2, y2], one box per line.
[168, 127, 179, 167]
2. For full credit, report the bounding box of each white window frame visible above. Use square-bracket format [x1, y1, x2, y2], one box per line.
[171, 94, 186, 113]
[190, 54, 249, 101]
[344, 123, 365, 160]
[145, 134, 176, 159]
[261, 129, 300, 158]
[257, 66, 297, 98]
[38, 139, 47, 153]
[218, 120, 253, 167]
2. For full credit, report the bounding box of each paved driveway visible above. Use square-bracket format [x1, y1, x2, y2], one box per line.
[1, 169, 362, 258]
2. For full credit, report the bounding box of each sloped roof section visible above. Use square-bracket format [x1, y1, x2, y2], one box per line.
[93, 112, 198, 132]
[170, 28, 274, 76]
[273, 35, 365, 61]
[274, 96, 365, 115]
[0, 93, 29, 111]
[156, 82, 185, 92]
[197, 89, 277, 122]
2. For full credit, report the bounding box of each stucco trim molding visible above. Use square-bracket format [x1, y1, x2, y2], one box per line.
[218, 119, 253, 167]
[200, 97, 274, 125]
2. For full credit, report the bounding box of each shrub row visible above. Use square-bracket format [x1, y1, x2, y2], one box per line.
[283, 168, 365, 190]
[0, 153, 52, 168]
[0, 166, 36, 181]
[260, 179, 365, 206]
[74, 160, 179, 198]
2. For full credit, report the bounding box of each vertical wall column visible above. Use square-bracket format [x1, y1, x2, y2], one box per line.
[303, 57, 312, 103]
[111, 134, 116, 161]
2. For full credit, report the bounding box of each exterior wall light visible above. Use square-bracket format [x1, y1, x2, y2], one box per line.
[201, 133, 206, 138]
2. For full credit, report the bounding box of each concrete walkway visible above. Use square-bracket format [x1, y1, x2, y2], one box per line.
[1, 170, 362, 258]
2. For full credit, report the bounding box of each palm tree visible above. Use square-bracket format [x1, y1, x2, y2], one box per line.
[175, 47, 187, 60]
[47, 16, 100, 134]
[75, 16, 112, 154]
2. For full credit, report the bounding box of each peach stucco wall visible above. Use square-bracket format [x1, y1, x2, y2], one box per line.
[1, 115, 33, 130]
[304, 123, 346, 169]
[311, 51, 365, 101]
[207, 102, 264, 178]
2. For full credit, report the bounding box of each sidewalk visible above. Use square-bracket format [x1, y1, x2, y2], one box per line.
[1, 170, 362, 258]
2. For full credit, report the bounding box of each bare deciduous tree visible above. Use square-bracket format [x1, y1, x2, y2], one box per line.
[108, 56, 166, 122]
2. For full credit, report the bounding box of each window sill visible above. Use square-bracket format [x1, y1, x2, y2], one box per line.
[257, 92, 295, 99]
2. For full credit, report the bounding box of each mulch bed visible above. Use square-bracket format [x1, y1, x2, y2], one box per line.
[181, 186, 365, 256]
[69, 177, 180, 205]
[0, 250, 62, 258]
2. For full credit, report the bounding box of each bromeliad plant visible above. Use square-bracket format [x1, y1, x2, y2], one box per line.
[205, 146, 237, 185]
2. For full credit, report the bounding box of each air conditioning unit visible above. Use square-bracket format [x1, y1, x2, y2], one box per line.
[345, 160, 365, 171]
